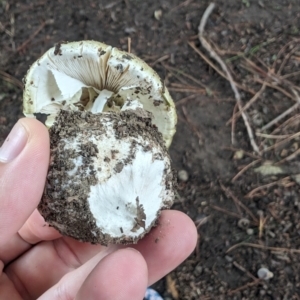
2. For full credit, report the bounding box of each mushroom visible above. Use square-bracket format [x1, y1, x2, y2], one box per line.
[23, 41, 177, 245]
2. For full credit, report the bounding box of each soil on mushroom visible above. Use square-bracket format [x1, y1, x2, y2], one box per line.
[1, 0, 300, 299]
[41, 109, 174, 245]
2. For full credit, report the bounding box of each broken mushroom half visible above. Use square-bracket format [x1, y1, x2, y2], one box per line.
[23, 41, 177, 245]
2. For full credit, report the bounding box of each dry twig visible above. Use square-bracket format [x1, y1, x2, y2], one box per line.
[0, 70, 23, 89]
[255, 132, 291, 139]
[188, 42, 256, 95]
[231, 159, 261, 182]
[210, 205, 243, 220]
[258, 211, 268, 239]
[227, 279, 262, 296]
[198, 3, 260, 153]
[260, 89, 300, 131]
[175, 94, 198, 107]
[227, 82, 267, 125]
[261, 131, 300, 153]
[231, 103, 238, 145]
[181, 106, 203, 143]
[163, 64, 207, 88]
[222, 147, 260, 159]
[272, 39, 300, 73]
[127, 37, 131, 53]
[276, 147, 300, 165]
[233, 261, 257, 281]
[270, 113, 300, 135]
[16, 21, 46, 53]
[227, 242, 300, 254]
[220, 183, 258, 223]
[245, 176, 292, 198]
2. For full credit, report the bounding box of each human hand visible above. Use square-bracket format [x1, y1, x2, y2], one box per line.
[0, 118, 197, 300]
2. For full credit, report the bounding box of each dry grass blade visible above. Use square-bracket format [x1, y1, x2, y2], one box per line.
[198, 3, 260, 154]
[0, 70, 23, 89]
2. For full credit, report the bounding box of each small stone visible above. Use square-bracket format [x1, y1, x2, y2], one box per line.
[257, 267, 274, 280]
[238, 218, 250, 229]
[194, 264, 203, 276]
[267, 230, 275, 238]
[252, 110, 264, 126]
[178, 169, 189, 182]
[0, 116, 7, 125]
[225, 255, 233, 262]
[280, 149, 288, 157]
[262, 105, 268, 114]
[260, 289, 266, 296]
[257, 210, 264, 217]
[233, 150, 244, 160]
[154, 9, 162, 20]
[246, 228, 254, 235]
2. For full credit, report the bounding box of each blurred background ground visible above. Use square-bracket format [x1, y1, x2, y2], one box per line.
[1, 0, 300, 299]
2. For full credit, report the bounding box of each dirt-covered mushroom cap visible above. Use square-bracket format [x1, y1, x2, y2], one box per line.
[23, 40, 176, 147]
[40, 107, 175, 245]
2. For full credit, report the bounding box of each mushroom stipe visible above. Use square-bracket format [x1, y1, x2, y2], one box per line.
[23, 41, 177, 245]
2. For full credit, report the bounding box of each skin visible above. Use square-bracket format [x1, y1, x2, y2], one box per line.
[0, 118, 198, 300]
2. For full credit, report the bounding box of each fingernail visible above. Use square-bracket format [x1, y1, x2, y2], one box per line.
[0, 122, 28, 163]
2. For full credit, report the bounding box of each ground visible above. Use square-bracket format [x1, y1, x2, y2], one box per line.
[1, 0, 300, 299]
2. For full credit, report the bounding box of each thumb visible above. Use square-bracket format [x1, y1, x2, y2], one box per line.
[0, 118, 50, 244]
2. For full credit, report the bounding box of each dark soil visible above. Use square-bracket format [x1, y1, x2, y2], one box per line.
[1, 0, 300, 299]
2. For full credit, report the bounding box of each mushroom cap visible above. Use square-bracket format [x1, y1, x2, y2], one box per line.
[39, 109, 175, 245]
[23, 41, 176, 147]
